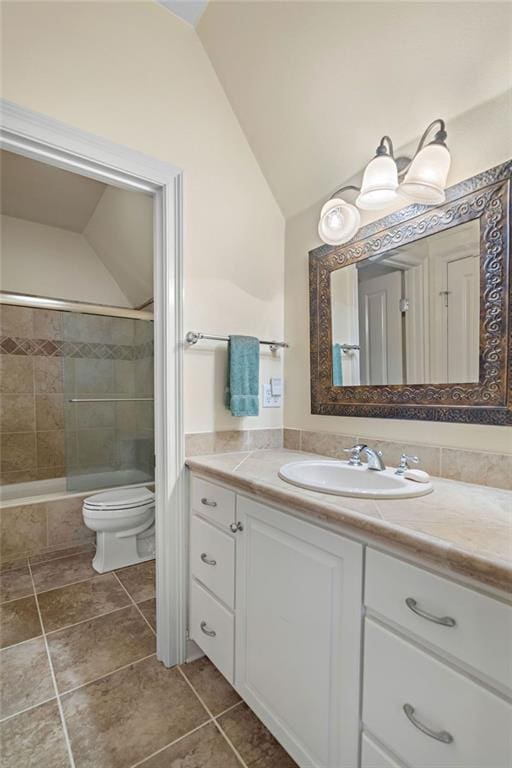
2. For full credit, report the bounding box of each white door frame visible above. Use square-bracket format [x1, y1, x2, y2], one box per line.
[0, 99, 186, 667]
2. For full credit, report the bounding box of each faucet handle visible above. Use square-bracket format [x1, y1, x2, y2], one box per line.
[344, 444, 366, 467]
[396, 454, 419, 475]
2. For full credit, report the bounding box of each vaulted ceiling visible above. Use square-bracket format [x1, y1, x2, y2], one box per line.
[198, 1, 512, 217]
[157, 0, 208, 26]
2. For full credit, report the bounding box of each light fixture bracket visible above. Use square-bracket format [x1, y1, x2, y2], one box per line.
[395, 119, 448, 178]
[375, 135, 394, 157]
[415, 119, 448, 152]
[395, 156, 411, 176]
[329, 184, 360, 201]
[432, 127, 448, 145]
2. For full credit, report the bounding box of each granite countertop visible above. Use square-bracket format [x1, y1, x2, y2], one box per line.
[186, 448, 512, 594]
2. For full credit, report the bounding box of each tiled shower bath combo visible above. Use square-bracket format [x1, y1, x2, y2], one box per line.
[0, 304, 154, 563]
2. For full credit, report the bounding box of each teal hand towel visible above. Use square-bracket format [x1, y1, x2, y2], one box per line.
[333, 343, 343, 386]
[224, 335, 260, 417]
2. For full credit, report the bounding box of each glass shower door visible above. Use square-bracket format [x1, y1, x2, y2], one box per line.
[62, 312, 154, 492]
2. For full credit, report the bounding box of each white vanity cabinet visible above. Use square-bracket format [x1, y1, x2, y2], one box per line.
[189, 476, 363, 768]
[360, 734, 403, 768]
[365, 548, 512, 693]
[235, 495, 363, 768]
[189, 479, 237, 683]
[188, 473, 512, 768]
[362, 549, 512, 768]
[363, 619, 511, 768]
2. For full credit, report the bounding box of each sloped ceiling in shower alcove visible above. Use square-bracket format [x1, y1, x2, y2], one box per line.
[1, 149, 106, 231]
[0, 150, 153, 307]
[83, 186, 153, 308]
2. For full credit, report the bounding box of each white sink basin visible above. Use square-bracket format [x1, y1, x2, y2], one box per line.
[278, 460, 433, 499]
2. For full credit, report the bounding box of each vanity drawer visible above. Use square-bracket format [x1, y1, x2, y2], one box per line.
[191, 515, 235, 608]
[191, 476, 236, 531]
[365, 548, 512, 691]
[363, 619, 512, 768]
[190, 578, 234, 684]
[361, 734, 403, 768]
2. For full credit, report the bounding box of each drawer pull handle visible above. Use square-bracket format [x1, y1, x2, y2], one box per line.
[201, 498, 217, 508]
[200, 552, 217, 566]
[200, 620, 216, 637]
[403, 703, 453, 744]
[405, 597, 456, 627]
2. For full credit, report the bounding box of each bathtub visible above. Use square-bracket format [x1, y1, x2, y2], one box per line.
[0, 469, 155, 562]
[0, 469, 154, 508]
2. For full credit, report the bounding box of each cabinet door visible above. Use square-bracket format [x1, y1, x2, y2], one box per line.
[235, 496, 363, 768]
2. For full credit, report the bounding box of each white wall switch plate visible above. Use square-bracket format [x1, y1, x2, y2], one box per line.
[263, 384, 281, 408]
[270, 377, 282, 396]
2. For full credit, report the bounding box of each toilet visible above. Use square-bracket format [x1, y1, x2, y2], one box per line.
[82, 486, 155, 573]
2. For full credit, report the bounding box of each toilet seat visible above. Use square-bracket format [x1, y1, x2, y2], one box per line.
[83, 504, 152, 520]
[83, 487, 154, 513]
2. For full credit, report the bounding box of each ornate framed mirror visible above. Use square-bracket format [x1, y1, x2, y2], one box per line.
[309, 160, 511, 424]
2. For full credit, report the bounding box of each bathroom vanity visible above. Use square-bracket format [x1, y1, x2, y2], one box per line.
[186, 450, 512, 768]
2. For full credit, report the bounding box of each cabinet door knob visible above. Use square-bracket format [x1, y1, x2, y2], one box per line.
[200, 552, 217, 566]
[229, 522, 243, 533]
[403, 703, 453, 744]
[200, 620, 216, 637]
[201, 497, 217, 507]
[405, 597, 456, 627]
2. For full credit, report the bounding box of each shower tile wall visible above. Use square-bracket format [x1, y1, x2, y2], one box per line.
[63, 313, 154, 488]
[0, 306, 66, 484]
[0, 305, 154, 488]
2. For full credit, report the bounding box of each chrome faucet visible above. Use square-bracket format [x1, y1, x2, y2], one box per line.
[395, 454, 419, 476]
[344, 444, 386, 471]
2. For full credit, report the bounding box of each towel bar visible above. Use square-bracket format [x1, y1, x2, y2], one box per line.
[69, 397, 154, 403]
[185, 331, 288, 352]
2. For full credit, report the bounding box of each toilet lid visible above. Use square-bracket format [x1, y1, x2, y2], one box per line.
[83, 486, 154, 511]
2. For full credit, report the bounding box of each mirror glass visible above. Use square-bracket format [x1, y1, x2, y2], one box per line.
[330, 219, 480, 386]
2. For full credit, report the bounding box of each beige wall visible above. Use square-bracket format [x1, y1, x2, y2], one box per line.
[84, 186, 154, 308]
[1, 0, 285, 435]
[1, 214, 131, 306]
[284, 92, 512, 453]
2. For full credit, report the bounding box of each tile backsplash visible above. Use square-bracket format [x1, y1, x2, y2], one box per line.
[185, 427, 511, 491]
[185, 428, 283, 457]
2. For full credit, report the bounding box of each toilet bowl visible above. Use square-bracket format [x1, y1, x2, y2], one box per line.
[82, 486, 155, 573]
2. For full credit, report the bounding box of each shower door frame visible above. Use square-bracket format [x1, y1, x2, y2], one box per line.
[0, 99, 186, 667]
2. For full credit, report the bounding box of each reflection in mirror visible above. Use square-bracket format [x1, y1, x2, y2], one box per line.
[330, 220, 480, 386]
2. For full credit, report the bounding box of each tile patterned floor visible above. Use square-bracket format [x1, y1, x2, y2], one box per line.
[0, 550, 298, 768]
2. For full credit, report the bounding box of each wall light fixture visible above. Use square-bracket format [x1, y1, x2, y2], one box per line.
[318, 119, 450, 246]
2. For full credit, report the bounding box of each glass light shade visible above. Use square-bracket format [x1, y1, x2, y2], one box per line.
[355, 154, 399, 210]
[318, 198, 361, 246]
[398, 143, 451, 204]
